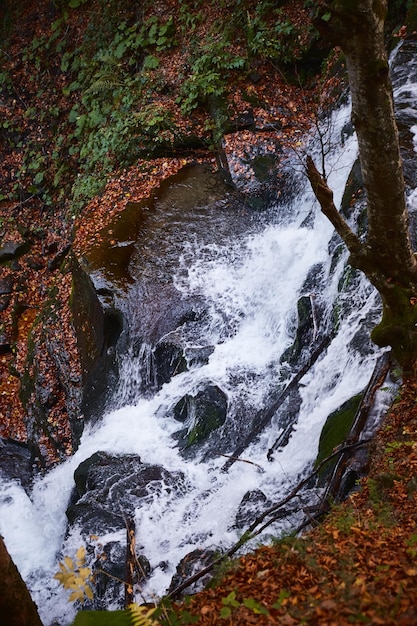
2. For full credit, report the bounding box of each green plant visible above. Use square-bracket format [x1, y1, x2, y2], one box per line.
[128, 604, 158, 626]
[384, 440, 413, 471]
[178, 0, 204, 33]
[219, 590, 240, 618]
[218, 589, 284, 619]
[65, 0, 90, 8]
[154, 597, 200, 625]
[70, 606, 160, 625]
[247, 9, 296, 62]
[178, 40, 245, 114]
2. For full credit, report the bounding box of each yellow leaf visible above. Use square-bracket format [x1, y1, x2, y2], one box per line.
[85, 585, 94, 600]
[68, 590, 83, 603]
[67, 580, 80, 590]
[75, 546, 86, 564]
[64, 556, 74, 570]
[79, 567, 92, 579]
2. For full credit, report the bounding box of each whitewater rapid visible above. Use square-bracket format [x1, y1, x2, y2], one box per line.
[0, 100, 387, 625]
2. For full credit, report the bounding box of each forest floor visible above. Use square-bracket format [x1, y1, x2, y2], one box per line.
[0, 1, 416, 624]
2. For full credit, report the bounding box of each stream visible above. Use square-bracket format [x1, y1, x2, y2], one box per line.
[2, 39, 417, 626]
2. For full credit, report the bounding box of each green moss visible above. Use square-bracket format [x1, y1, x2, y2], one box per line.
[187, 404, 225, 446]
[370, 284, 417, 373]
[315, 393, 362, 474]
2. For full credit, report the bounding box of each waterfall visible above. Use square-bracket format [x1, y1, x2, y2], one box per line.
[2, 41, 417, 625]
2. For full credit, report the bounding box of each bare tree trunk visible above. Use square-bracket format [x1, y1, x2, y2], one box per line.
[0, 536, 44, 626]
[307, 0, 417, 376]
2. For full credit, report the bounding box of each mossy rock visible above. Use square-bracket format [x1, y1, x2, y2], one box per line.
[173, 385, 228, 448]
[315, 392, 363, 482]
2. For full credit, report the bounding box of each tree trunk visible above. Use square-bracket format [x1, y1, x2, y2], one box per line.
[307, 0, 417, 376]
[0, 536, 44, 626]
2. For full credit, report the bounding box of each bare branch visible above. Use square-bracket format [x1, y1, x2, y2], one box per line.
[306, 155, 364, 261]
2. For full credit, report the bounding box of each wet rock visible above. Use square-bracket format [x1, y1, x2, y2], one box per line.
[0, 240, 31, 263]
[0, 439, 34, 492]
[153, 336, 188, 387]
[27, 255, 45, 270]
[144, 299, 209, 389]
[91, 541, 127, 609]
[168, 548, 219, 596]
[0, 275, 13, 295]
[340, 158, 364, 218]
[252, 154, 279, 183]
[0, 333, 12, 353]
[149, 297, 207, 344]
[235, 489, 271, 529]
[173, 385, 228, 449]
[0, 276, 13, 312]
[90, 541, 151, 610]
[0, 295, 11, 312]
[70, 254, 125, 419]
[20, 317, 83, 459]
[47, 243, 71, 271]
[315, 393, 362, 485]
[281, 295, 315, 366]
[186, 345, 214, 368]
[68, 452, 187, 536]
[66, 501, 124, 535]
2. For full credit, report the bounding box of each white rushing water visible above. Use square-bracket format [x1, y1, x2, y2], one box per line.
[0, 100, 387, 626]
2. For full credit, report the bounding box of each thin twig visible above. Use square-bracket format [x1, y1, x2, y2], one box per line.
[7, 190, 46, 213]
[219, 454, 264, 472]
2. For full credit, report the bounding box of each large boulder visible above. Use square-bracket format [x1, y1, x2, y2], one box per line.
[67, 452, 187, 536]
[70, 255, 125, 419]
[235, 489, 271, 529]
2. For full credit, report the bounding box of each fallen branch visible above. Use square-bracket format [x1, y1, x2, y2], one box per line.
[125, 518, 135, 608]
[219, 454, 264, 472]
[267, 423, 295, 461]
[221, 336, 332, 472]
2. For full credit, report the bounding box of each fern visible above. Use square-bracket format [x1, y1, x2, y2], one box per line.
[86, 59, 123, 94]
[128, 604, 158, 626]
